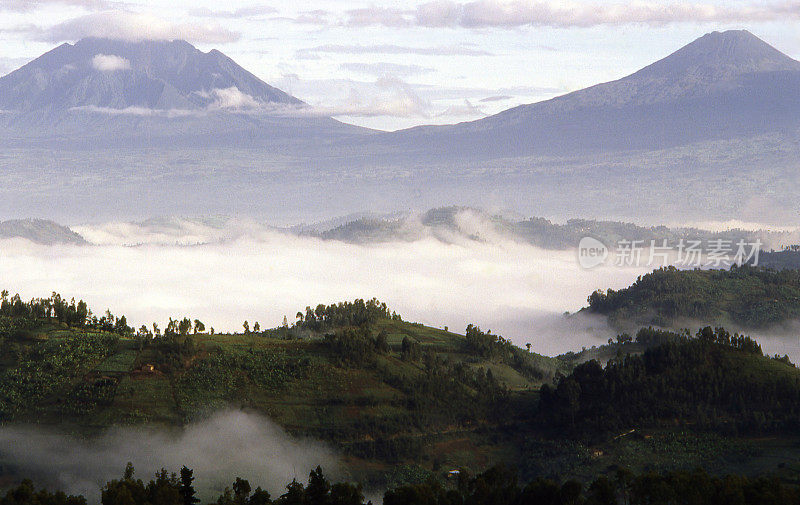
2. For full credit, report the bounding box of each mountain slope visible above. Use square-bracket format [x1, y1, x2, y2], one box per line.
[0, 38, 367, 147]
[0, 38, 300, 113]
[391, 30, 800, 156]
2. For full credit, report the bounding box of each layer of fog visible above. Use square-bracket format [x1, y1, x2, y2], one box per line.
[0, 224, 644, 357]
[0, 410, 340, 502]
[3, 213, 799, 360]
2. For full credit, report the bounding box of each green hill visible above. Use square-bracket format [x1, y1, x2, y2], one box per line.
[585, 265, 800, 329]
[4, 292, 800, 487]
[0, 294, 565, 483]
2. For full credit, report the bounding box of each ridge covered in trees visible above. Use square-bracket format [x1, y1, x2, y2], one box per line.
[538, 326, 798, 438]
[586, 265, 800, 329]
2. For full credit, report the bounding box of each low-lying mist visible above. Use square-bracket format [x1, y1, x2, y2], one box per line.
[0, 223, 651, 356]
[0, 410, 340, 502]
[1, 212, 798, 359]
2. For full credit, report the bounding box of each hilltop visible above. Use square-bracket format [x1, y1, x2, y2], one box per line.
[586, 265, 800, 330]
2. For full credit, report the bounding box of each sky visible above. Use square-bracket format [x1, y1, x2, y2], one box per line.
[2, 0, 800, 130]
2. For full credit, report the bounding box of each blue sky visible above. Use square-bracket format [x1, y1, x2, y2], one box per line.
[2, 0, 800, 130]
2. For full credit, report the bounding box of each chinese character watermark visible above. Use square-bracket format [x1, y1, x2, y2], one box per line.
[577, 237, 762, 269]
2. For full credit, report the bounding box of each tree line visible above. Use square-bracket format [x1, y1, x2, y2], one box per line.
[538, 326, 799, 438]
[4, 463, 800, 505]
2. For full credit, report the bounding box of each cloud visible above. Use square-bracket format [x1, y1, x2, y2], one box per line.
[479, 95, 512, 102]
[91, 53, 130, 72]
[289, 9, 332, 24]
[0, 410, 340, 501]
[70, 105, 198, 117]
[338, 62, 435, 77]
[71, 87, 264, 116]
[295, 43, 493, 59]
[11, 212, 657, 357]
[0, 0, 118, 12]
[346, 6, 412, 27]
[335, 1, 800, 28]
[205, 87, 262, 110]
[4, 211, 799, 360]
[436, 98, 486, 118]
[43, 10, 240, 43]
[189, 5, 278, 19]
[288, 75, 432, 118]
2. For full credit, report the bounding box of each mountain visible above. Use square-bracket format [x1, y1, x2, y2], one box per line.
[0, 219, 85, 245]
[1, 31, 799, 225]
[0, 38, 367, 147]
[392, 30, 800, 156]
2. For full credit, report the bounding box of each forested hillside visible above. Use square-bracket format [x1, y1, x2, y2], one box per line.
[540, 327, 799, 438]
[586, 266, 800, 329]
[0, 293, 560, 483]
[4, 290, 800, 490]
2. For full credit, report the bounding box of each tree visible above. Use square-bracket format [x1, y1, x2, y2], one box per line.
[559, 377, 581, 427]
[330, 483, 363, 505]
[249, 488, 272, 505]
[179, 318, 192, 336]
[587, 476, 615, 505]
[375, 330, 390, 353]
[253, 322, 261, 333]
[232, 478, 251, 505]
[179, 467, 199, 505]
[306, 466, 331, 505]
[243, 321, 250, 334]
[193, 320, 205, 334]
[279, 480, 304, 505]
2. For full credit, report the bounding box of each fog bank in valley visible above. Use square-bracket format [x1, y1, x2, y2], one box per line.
[1, 213, 797, 359]
[0, 226, 651, 356]
[0, 410, 340, 501]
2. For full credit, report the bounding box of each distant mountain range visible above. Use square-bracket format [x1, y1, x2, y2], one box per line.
[1, 30, 799, 224]
[22, 209, 790, 250]
[2, 30, 799, 153]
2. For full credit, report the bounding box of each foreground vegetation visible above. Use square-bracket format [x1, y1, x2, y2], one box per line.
[6, 462, 800, 505]
[3, 289, 800, 491]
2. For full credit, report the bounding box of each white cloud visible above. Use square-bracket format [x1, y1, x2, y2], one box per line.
[14, 215, 650, 356]
[206, 87, 261, 110]
[338, 62, 435, 77]
[436, 98, 486, 118]
[44, 10, 240, 43]
[70, 105, 198, 117]
[0, 0, 117, 12]
[91, 53, 130, 72]
[337, 1, 800, 28]
[266, 75, 432, 119]
[189, 5, 278, 19]
[295, 43, 493, 59]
